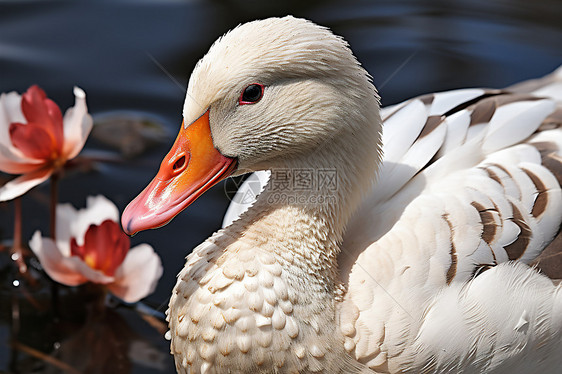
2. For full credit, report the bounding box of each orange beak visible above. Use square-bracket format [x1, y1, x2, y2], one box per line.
[121, 110, 237, 235]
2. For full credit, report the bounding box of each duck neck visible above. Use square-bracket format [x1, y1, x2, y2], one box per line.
[233, 130, 380, 288]
[250, 173, 343, 286]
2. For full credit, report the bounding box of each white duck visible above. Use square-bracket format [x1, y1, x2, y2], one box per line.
[122, 16, 562, 374]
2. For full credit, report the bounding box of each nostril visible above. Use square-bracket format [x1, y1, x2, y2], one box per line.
[173, 155, 186, 171]
[160, 152, 189, 180]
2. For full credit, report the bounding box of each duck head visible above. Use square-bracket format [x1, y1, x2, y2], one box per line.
[122, 16, 382, 235]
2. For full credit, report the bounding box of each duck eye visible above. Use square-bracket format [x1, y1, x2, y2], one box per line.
[239, 83, 264, 105]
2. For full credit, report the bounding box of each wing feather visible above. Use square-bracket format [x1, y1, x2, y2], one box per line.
[380, 99, 428, 164]
[341, 81, 562, 371]
[429, 88, 485, 115]
[483, 100, 554, 153]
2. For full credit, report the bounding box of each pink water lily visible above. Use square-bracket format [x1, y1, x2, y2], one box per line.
[0, 85, 92, 201]
[29, 195, 163, 303]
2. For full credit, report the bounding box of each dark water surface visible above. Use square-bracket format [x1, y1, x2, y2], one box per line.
[0, 0, 561, 372]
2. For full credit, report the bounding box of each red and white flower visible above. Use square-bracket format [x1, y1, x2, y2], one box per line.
[29, 195, 163, 303]
[0, 85, 92, 201]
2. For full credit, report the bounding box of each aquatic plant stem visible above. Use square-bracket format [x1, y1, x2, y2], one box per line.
[11, 197, 27, 274]
[49, 172, 61, 315]
[50, 173, 59, 240]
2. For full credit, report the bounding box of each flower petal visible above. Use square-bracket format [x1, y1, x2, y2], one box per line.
[9, 121, 57, 160]
[0, 91, 25, 126]
[0, 92, 42, 171]
[0, 167, 52, 202]
[70, 220, 130, 276]
[108, 244, 163, 303]
[21, 86, 64, 153]
[0, 141, 43, 174]
[69, 259, 116, 285]
[62, 87, 93, 160]
[29, 231, 87, 286]
[71, 195, 120, 246]
[29, 231, 115, 286]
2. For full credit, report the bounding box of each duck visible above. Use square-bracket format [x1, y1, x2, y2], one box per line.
[121, 16, 562, 374]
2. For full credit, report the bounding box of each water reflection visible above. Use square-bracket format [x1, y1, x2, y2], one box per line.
[2, 270, 172, 373]
[0, 0, 560, 372]
[42, 308, 164, 374]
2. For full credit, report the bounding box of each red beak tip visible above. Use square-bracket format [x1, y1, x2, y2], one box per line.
[121, 205, 139, 236]
[121, 217, 134, 236]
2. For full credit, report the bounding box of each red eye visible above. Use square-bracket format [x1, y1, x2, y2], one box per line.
[239, 83, 264, 105]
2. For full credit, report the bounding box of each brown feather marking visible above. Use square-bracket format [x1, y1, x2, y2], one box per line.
[490, 163, 513, 179]
[526, 144, 562, 279]
[416, 115, 445, 141]
[541, 152, 562, 187]
[531, 141, 560, 157]
[418, 93, 435, 106]
[529, 142, 562, 185]
[471, 202, 497, 245]
[442, 90, 503, 117]
[530, 233, 562, 280]
[483, 166, 503, 186]
[442, 214, 457, 285]
[521, 168, 548, 218]
[407, 115, 447, 179]
[468, 93, 542, 126]
[471, 264, 494, 279]
[495, 94, 542, 106]
[489, 163, 520, 198]
[469, 98, 497, 126]
[540, 108, 562, 129]
[504, 203, 532, 260]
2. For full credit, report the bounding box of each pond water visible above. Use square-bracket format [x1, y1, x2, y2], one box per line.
[0, 0, 561, 372]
